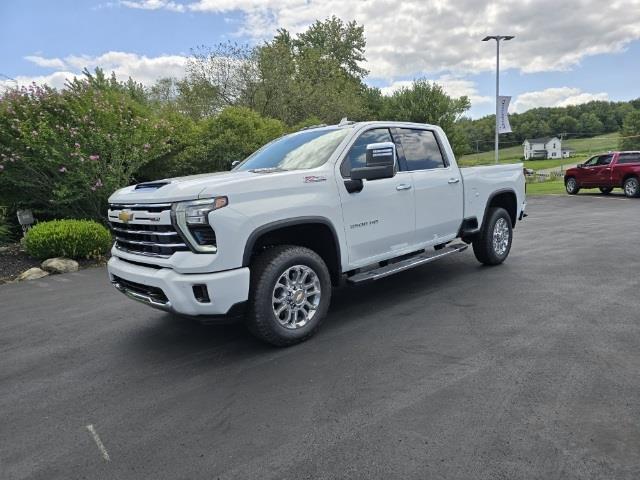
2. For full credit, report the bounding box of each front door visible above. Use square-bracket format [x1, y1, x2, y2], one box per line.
[395, 128, 463, 244]
[592, 154, 614, 186]
[337, 127, 415, 267]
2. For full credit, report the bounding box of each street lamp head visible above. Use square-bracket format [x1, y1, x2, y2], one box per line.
[482, 35, 515, 41]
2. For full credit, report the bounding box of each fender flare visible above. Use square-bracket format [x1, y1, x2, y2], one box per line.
[241, 216, 342, 269]
[482, 188, 518, 228]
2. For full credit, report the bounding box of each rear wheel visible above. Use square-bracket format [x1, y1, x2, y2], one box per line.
[623, 177, 640, 198]
[599, 187, 613, 195]
[565, 177, 580, 195]
[247, 245, 331, 346]
[472, 207, 513, 266]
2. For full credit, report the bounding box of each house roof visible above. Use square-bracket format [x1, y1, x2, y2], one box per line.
[523, 137, 558, 145]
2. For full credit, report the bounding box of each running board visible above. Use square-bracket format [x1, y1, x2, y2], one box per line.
[347, 243, 468, 284]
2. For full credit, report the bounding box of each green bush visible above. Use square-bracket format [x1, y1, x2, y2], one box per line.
[24, 219, 112, 259]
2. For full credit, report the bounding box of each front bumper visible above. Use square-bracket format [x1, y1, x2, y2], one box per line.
[107, 256, 250, 318]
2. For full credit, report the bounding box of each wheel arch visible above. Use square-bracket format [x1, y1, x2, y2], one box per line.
[483, 189, 518, 229]
[242, 217, 342, 285]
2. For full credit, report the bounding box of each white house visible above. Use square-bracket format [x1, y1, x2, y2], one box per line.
[522, 137, 562, 160]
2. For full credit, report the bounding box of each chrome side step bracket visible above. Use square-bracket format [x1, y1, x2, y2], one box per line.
[346, 243, 468, 284]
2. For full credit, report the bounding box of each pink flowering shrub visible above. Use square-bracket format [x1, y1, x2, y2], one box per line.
[0, 70, 173, 221]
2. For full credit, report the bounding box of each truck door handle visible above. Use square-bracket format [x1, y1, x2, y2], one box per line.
[396, 184, 412, 191]
[448, 178, 460, 184]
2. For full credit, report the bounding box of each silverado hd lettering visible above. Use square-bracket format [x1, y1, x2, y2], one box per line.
[107, 121, 527, 346]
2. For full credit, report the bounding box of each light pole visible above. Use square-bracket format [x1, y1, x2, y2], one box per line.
[482, 35, 514, 164]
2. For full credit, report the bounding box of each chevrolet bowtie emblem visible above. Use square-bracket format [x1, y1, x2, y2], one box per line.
[118, 211, 134, 223]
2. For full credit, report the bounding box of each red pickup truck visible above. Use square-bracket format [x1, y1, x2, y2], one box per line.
[565, 151, 640, 197]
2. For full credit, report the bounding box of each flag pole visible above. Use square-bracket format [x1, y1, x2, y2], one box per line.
[495, 37, 500, 164]
[482, 35, 514, 164]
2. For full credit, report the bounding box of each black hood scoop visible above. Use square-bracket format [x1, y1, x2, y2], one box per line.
[134, 180, 171, 190]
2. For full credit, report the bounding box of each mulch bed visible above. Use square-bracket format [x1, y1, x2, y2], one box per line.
[0, 243, 107, 284]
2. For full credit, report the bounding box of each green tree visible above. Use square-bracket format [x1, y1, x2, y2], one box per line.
[383, 80, 471, 156]
[578, 112, 604, 136]
[620, 110, 640, 150]
[555, 115, 578, 134]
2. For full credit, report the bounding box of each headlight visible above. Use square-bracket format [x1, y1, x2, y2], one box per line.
[172, 197, 227, 253]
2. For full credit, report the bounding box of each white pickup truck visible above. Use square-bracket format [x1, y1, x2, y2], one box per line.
[107, 121, 526, 345]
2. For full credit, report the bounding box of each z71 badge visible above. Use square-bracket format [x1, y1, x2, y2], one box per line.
[304, 176, 327, 183]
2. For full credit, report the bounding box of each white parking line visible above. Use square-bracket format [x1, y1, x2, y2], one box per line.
[86, 424, 110, 462]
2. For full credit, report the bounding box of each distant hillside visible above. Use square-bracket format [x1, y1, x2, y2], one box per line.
[458, 133, 621, 168]
[456, 98, 639, 156]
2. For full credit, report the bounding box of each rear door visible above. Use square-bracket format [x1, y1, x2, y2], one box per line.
[395, 128, 463, 245]
[612, 152, 640, 186]
[337, 127, 416, 266]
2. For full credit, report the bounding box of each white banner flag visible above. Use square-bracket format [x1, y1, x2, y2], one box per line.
[498, 95, 512, 134]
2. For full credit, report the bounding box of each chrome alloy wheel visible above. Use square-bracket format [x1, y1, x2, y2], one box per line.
[625, 178, 638, 196]
[272, 265, 321, 329]
[492, 217, 510, 256]
[566, 178, 577, 193]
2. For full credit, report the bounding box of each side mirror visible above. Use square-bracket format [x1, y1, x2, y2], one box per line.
[350, 142, 396, 181]
[577, 164, 584, 168]
[231, 160, 241, 170]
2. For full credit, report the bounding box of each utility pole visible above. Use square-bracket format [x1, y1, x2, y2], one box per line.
[482, 35, 514, 164]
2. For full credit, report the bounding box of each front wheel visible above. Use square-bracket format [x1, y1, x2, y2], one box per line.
[247, 245, 331, 346]
[565, 177, 580, 195]
[623, 177, 640, 198]
[599, 187, 613, 195]
[473, 207, 513, 266]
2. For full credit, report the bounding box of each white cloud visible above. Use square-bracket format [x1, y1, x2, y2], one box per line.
[24, 55, 67, 69]
[380, 76, 491, 106]
[0, 71, 79, 91]
[512, 87, 609, 113]
[119, 0, 640, 80]
[7, 52, 189, 90]
[120, 0, 186, 12]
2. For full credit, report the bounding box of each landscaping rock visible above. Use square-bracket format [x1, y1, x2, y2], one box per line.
[41, 257, 79, 274]
[17, 267, 49, 281]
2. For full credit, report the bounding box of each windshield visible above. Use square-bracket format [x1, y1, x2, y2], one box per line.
[235, 128, 351, 172]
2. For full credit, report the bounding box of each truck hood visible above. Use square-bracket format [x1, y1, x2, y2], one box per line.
[108, 171, 256, 204]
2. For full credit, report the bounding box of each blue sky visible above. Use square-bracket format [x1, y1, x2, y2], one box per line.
[2, 0, 639, 118]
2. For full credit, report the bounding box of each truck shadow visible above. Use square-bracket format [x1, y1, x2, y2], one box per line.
[122, 255, 477, 368]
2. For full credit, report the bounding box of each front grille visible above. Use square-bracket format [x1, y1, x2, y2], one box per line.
[109, 203, 189, 258]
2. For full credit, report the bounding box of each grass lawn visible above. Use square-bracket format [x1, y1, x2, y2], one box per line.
[526, 179, 567, 195]
[458, 133, 621, 169]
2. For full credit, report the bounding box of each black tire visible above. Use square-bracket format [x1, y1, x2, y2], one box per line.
[246, 245, 331, 347]
[472, 207, 513, 266]
[623, 177, 640, 198]
[599, 187, 613, 195]
[565, 177, 580, 195]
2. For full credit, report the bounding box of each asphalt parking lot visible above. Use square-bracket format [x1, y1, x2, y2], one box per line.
[2, 194, 640, 479]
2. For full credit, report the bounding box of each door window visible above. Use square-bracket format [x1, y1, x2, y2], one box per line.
[597, 154, 613, 166]
[617, 153, 640, 164]
[396, 129, 446, 171]
[583, 156, 599, 167]
[341, 128, 393, 178]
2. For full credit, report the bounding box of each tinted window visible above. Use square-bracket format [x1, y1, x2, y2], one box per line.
[397, 129, 446, 170]
[597, 154, 613, 166]
[341, 128, 393, 177]
[617, 153, 640, 164]
[583, 156, 598, 166]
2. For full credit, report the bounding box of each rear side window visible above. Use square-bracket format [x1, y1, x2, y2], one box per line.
[396, 129, 446, 171]
[617, 153, 640, 164]
[341, 128, 393, 177]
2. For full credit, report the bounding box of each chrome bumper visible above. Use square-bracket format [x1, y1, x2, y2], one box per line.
[111, 278, 173, 312]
